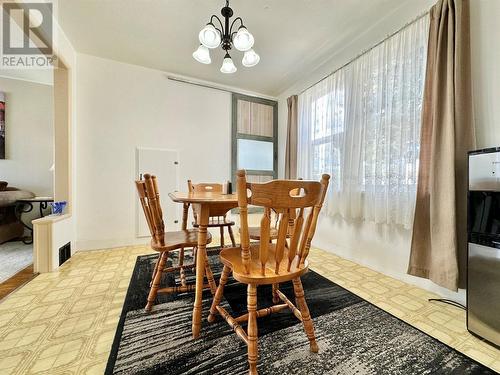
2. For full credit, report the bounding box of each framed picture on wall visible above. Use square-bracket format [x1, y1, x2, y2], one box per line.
[0, 92, 4, 159]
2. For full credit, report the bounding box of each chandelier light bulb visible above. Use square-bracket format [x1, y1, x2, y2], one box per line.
[220, 53, 237, 74]
[199, 23, 221, 49]
[242, 49, 260, 67]
[192, 45, 211, 64]
[233, 26, 254, 51]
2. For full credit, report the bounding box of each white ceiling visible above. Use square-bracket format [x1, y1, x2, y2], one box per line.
[58, 0, 416, 96]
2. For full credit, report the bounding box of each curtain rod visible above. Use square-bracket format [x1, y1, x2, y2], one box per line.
[299, 10, 430, 95]
[167, 75, 277, 100]
[168, 75, 233, 94]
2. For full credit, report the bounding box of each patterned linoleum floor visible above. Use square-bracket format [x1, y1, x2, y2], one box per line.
[0, 244, 499, 374]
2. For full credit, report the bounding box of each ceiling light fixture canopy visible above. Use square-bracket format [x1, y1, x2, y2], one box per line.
[193, 0, 259, 73]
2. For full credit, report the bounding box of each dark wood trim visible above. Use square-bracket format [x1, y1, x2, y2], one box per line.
[245, 170, 274, 176]
[236, 133, 274, 142]
[273, 97, 278, 180]
[232, 93, 278, 107]
[231, 94, 238, 186]
[0, 264, 37, 301]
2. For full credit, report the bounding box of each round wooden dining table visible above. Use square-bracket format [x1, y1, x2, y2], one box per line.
[168, 191, 238, 338]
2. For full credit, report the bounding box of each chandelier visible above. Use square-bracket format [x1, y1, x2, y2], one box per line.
[192, 0, 259, 73]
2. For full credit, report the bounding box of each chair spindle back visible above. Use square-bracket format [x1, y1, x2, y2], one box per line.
[135, 174, 165, 247]
[188, 181, 223, 193]
[236, 170, 330, 275]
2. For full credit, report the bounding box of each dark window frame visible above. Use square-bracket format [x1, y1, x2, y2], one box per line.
[231, 93, 278, 187]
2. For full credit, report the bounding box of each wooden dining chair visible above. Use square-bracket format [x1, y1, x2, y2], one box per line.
[247, 178, 303, 245]
[187, 180, 237, 247]
[208, 170, 330, 374]
[135, 174, 216, 312]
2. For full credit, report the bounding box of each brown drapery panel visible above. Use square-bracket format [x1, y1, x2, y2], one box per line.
[285, 95, 298, 179]
[408, 0, 475, 291]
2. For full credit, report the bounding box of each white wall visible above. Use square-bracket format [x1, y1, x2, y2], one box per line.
[470, 0, 500, 148]
[276, 0, 500, 303]
[75, 54, 269, 250]
[34, 13, 78, 263]
[0, 77, 53, 196]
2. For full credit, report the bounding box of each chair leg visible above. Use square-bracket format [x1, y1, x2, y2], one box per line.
[272, 283, 280, 304]
[179, 247, 187, 286]
[192, 246, 197, 273]
[292, 277, 318, 353]
[146, 251, 168, 312]
[150, 253, 161, 287]
[208, 265, 231, 322]
[247, 284, 258, 375]
[203, 247, 217, 295]
[179, 246, 185, 266]
[228, 225, 236, 247]
[219, 226, 225, 247]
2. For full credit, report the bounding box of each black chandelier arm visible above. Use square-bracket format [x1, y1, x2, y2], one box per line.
[209, 14, 225, 34]
[229, 16, 244, 35]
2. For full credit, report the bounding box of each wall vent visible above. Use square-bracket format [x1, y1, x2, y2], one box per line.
[59, 242, 71, 266]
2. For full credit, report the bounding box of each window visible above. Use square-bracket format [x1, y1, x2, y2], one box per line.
[232, 94, 278, 186]
[297, 15, 429, 228]
[310, 92, 344, 182]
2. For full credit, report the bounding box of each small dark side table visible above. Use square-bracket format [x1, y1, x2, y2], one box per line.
[15, 197, 54, 244]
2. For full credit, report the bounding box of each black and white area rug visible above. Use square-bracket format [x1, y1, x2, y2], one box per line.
[106, 249, 495, 374]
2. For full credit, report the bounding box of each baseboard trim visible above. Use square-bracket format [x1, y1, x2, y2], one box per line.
[75, 238, 148, 252]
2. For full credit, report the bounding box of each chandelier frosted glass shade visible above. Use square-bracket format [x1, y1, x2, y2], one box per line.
[198, 23, 221, 49]
[233, 26, 254, 51]
[192, 45, 211, 64]
[242, 49, 260, 67]
[220, 54, 237, 74]
[194, 1, 259, 74]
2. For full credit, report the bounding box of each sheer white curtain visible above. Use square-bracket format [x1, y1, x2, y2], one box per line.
[298, 15, 429, 229]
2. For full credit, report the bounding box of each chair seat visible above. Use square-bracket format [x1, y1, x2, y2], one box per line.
[151, 229, 211, 251]
[248, 226, 279, 240]
[219, 243, 308, 285]
[192, 218, 235, 228]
